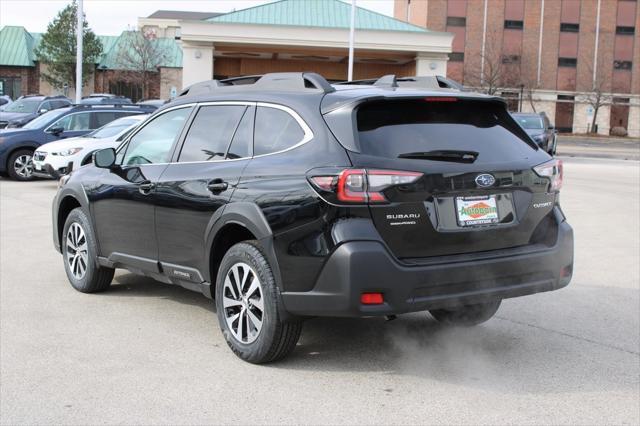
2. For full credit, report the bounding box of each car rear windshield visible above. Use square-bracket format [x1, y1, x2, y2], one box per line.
[513, 115, 544, 129]
[356, 99, 535, 160]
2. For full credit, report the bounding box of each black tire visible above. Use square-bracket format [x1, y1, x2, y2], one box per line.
[429, 300, 501, 326]
[215, 241, 302, 364]
[7, 149, 35, 181]
[62, 208, 114, 293]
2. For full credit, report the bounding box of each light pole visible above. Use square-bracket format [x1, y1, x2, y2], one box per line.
[347, 0, 356, 81]
[519, 84, 524, 112]
[75, 0, 84, 103]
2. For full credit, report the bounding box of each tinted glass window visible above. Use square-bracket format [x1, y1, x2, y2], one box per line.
[121, 107, 191, 165]
[94, 111, 121, 127]
[51, 100, 70, 109]
[51, 112, 91, 131]
[179, 105, 246, 162]
[254, 106, 305, 156]
[513, 115, 544, 129]
[4, 99, 40, 113]
[39, 101, 52, 111]
[227, 107, 254, 159]
[356, 100, 535, 162]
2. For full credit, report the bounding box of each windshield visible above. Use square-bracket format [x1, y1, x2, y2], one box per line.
[3, 99, 40, 113]
[87, 118, 140, 139]
[22, 109, 68, 129]
[513, 115, 544, 129]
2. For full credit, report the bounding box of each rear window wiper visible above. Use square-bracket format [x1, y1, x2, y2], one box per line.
[398, 150, 479, 163]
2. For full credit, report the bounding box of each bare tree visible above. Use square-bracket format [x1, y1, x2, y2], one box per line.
[464, 28, 524, 97]
[581, 53, 613, 134]
[115, 29, 168, 100]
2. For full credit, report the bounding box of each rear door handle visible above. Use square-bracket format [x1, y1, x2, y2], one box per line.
[138, 181, 155, 195]
[207, 181, 228, 193]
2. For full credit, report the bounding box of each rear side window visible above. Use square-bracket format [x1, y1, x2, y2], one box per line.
[94, 111, 119, 128]
[179, 105, 246, 162]
[356, 99, 535, 161]
[254, 106, 305, 156]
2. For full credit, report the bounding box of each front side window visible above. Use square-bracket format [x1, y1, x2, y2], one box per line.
[50, 112, 91, 131]
[121, 107, 191, 166]
[254, 106, 306, 156]
[178, 105, 246, 162]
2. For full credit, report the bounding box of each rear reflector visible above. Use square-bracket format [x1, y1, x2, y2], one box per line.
[534, 159, 563, 191]
[361, 293, 384, 305]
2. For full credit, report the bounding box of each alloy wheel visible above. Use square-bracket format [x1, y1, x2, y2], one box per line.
[222, 262, 265, 344]
[14, 154, 34, 178]
[66, 222, 88, 280]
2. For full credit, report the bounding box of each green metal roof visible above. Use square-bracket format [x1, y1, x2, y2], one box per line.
[0, 26, 182, 69]
[208, 0, 428, 32]
[97, 31, 182, 70]
[0, 26, 38, 66]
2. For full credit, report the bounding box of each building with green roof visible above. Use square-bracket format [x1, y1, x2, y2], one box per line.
[0, 25, 182, 100]
[138, 0, 453, 88]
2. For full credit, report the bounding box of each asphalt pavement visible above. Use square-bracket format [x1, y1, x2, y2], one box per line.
[1, 156, 639, 425]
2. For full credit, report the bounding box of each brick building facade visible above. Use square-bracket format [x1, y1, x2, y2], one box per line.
[395, 0, 640, 137]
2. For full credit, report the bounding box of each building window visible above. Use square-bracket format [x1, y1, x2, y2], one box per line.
[560, 23, 580, 32]
[449, 52, 464, 62]
[613, 97, 630, 105]
[558, 57, 577, 67]
[613, 60, 633, 70]
[616, 26, 635, 35]
[446, 16, 466, 27]
[504, 20, 524, 30]
[502, 54, 521, 64]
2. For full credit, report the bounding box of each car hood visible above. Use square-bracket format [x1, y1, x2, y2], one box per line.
[0, 111, 34, 122]
[0, 127, 39, 139]
[37, 136, 94, 153]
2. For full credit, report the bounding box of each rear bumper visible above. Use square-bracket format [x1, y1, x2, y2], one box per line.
[281, 219, 573, 317]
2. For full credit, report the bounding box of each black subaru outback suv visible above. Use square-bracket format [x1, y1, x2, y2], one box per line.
[52, 73, 573, 363]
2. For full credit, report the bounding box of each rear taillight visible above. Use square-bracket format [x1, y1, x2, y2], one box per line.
[534, 159, 563, 191]
[309, 169, 422, 204]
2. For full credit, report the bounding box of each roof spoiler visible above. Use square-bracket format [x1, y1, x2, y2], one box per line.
[179, 72, 335, 97]
[336, 75, 465, 91]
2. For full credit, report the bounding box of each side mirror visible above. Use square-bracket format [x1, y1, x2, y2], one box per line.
[39, 108, 49, 114]
[93, 148, 116, 169]
[48, 126, 64, 136]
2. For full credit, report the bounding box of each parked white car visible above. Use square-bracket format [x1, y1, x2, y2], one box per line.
[32, 114, 149, 178]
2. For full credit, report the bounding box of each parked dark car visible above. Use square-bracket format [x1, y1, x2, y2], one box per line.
[512, 112, 557, 155]
[0, 95, 71, 129]
[0, 104, 154, 180]
[52, 73, 573, 363]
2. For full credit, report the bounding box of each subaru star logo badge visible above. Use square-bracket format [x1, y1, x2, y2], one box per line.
[475, 173, 496, 188]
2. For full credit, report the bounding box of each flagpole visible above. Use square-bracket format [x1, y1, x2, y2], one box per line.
[347, 0, 356, 81]
[75, 0, 84, 103]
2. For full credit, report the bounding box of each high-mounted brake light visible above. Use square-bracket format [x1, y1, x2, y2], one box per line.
[424, 97, 458, 102]
[310, 169, 422, 204]
[534, 159, 563, 191]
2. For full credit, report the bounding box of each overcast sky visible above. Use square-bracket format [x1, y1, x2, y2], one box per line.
[0, 0, 395, 35]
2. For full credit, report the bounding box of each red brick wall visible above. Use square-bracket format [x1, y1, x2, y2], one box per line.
[0, 66, 39, 96]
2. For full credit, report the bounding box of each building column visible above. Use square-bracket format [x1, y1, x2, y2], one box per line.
[414, 53, 448, 77]
[181, 43, 214, 89]
[628, 100, 640, 138]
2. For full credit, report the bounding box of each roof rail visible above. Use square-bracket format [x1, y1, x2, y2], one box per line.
[178, 72, 335, 98]
[336, 75, 464, 91]
[71, 103, 156, 111]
